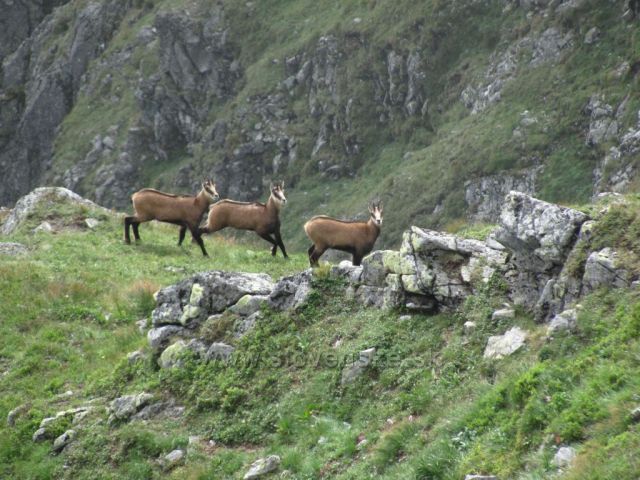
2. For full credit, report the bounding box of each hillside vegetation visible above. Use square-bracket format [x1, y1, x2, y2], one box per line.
[1, 0, 639, 249]
[1, 191, 640, 479]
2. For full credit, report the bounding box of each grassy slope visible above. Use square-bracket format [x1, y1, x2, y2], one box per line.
[2, 198, 640, 479]
[46, 0, 640, 250]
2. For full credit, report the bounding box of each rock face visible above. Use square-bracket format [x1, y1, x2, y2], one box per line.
[0, 1, 131, 206]
[582, 248, 631, 293]
[464, 168, 539, 222]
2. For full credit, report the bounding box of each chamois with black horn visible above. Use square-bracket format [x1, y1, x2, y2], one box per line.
[304, 201, 383, 267]
[201, 181, 288, 257]
[124, 180, 219, 256]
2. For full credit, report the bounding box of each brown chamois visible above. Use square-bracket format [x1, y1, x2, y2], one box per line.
[124, 180, 219, 256]
[201, 181, 288, 258]
[304, 201, 383, 267]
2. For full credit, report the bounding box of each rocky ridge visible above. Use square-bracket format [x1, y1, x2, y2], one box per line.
[138, 191, 634, 390]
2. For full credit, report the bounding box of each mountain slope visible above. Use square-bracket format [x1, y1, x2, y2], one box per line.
[1, 0, 639, 249]
[1, 188, 640, 479]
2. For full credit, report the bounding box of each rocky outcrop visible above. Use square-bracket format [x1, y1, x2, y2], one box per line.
[461, 28, 572, 114]
[0, 187, 108, 235]
[593, 106, 640, 196]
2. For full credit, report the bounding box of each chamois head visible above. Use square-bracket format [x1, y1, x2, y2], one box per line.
[202, 179, 219, 202]
[270, 181, 287, 206]
[368, 201, 383, 226]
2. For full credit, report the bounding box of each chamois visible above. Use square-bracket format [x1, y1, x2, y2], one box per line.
[304, 201, 383, 267]
[201, 182, 288, 258]
[124, 180, 219, 256]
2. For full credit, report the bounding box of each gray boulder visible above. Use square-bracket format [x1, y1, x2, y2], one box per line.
[330, 261, 363, 283]
[108, 393, 153, 423]
[158, 341, 189, 369]
[162, 449, 185, 470]
[341, 348, 376, 385]
[399, 226, 507, 308]
[484, 327, 527, 359]
[32, 428, 47, 442]
[243, 455, 281, 479]
[495, 192, 588, 272]
[147, 325, 190, 351]
[582, 248, 631, 293]
[547, 308, 577, 334]
[205, 342, 235, 362]
[492, 308, 515, 321]
[52, 429, 75, 454]
[269, 270, 313, 310]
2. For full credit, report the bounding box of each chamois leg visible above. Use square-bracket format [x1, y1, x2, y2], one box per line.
[189, 225, 208, 257]
[177, 226, 187, 246]
[124, 216, 138, 244]
[257, 233, 277, 255]
[310, 246, 326, 267]
[274, 229, 288, 258]
[131, 221, 141, 242]
[352, 252, 364, 266]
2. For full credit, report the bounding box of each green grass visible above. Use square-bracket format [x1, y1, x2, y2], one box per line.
[2, 197, 640, 478]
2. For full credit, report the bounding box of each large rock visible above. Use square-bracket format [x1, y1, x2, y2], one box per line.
[495, 192, 588, 272]
[398, 227, 508, 308]
[151, 271, 275, 328]
[1, 187, 107, 235]
[582, 248, 631, 293]
[205, 342, 235, 362]
[484, 327, 528, 359]
[108, 393, 153, 423]
[269, 270, 313, 310]
[494, 192, 589, 312]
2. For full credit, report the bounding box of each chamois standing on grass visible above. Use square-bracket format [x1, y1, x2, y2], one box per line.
[304, 201, 383, 267]
[124, 180, 219, 256]
[200, 182, 288, 258]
